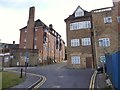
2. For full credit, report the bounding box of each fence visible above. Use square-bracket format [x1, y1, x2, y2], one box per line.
[105, 51, 120, 90]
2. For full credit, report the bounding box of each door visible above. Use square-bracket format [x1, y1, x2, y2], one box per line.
[86, 57, 93, 68]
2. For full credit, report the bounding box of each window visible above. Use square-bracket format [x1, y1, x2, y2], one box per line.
[104, 17, 112, 24]
[117, 16, 120, 23]
[71, 39, 80, 47]
[24, 29, 27, 33]
[35, 29, 38, 31]
[43, 44, 47, 51]
[24, 46, 26, 49]
[75, 7, 84, 17]
[71, 56, 80, 64]
[75, 11, 84, 17]
[99, 38, 110, 47]
[34, 37, 37, 40]
[34, 45, 37, 49]
[82, 38, 91, 46]
[70, 21, 91, 30]
[24, 39, 26, 42]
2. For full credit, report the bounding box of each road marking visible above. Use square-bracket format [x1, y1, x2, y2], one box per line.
[32, 74, 46, 89]
[5, 70, 46, 89]
[52, 85, 61, 88]
[89, 70, 98, 90]
[57, 75, 64, 78]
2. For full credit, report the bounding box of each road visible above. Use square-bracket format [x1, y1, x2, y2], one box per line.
[7, 61, 95, 88]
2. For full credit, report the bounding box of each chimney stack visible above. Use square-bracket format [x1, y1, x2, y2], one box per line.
[28, 6, 35, 22]
[49, 24, 53, 30]
[26, 6, 35, 49]
[13, 41, 15, 45]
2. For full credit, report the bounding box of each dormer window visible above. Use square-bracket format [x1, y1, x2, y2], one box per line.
[75, 7, 84, 17]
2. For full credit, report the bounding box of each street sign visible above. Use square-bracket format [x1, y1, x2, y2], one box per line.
[100, 56, 106, 63]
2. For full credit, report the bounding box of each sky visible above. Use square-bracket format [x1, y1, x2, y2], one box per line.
[0, 0, 113, 44]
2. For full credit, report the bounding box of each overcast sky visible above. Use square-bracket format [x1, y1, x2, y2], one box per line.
[0, 0, 113, 44]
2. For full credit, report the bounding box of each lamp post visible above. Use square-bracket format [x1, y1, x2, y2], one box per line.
[99, 40, 106, 78]
[25, 49, 28, 77]
[0, 39, 2, 70]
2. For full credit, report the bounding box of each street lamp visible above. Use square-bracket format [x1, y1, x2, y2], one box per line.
[25, 49, 28, 77]
[0, 39, 2, 70]
[99, 40, 106, 78]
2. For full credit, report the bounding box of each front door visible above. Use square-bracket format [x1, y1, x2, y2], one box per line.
[86, 57, 93, 68]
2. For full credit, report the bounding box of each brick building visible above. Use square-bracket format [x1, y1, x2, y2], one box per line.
[65, 0, 120, 68]
[19, 7, 65, 66]
[0, 41, 19, 67]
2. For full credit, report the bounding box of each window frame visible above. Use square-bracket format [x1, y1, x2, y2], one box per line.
[104, 16, 112, 24]
[34, 45, 37, 49]
[99, 38, 110, 47]
[81, 38, 91, 46]
[70, 21, 91, 30]
[71, 39, 80, 47]
[117, 16, 120, 23]
[71, 56, 80, 64]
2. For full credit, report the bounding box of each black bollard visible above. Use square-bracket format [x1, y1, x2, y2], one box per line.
[20, 68, 23, 78]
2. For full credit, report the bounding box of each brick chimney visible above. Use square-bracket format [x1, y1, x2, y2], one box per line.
[13, 41, 15, 45]
[49, 24, 53, 31]
[26, 6, 35, 49]
[28, 6, 35, 24]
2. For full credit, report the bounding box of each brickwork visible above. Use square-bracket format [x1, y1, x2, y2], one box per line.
[19, 6, 65, 66]
[65, 2, 120, 68]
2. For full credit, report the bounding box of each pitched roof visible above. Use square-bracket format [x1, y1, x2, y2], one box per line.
[19, 19, 49, 31]
[73, 6, 87, 14]
[64, 6, 91, 22]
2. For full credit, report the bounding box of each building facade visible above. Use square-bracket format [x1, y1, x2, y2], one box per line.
[65, 1, 120, 68]
[0, 41, 19, 67]
[19, 7, 65, 66]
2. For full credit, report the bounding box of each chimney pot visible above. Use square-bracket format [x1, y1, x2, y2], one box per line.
[13, 41, 15, 45]
[49, 24, 53, 30]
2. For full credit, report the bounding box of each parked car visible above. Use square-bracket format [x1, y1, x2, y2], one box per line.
[97, 64, 106, 74]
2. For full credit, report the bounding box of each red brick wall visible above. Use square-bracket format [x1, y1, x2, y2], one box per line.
[19, 29, 27, 48]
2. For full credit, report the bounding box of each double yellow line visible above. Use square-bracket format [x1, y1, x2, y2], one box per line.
[89, 70, 98, 90]
[30, 74, 46, 89]
[5, 70, 46, 89]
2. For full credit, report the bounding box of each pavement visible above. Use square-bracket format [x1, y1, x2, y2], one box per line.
[95, 72, 114, 90]
[4, 69, 42, 90]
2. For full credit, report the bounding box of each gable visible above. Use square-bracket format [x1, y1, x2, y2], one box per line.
[75, 7, 84, 17]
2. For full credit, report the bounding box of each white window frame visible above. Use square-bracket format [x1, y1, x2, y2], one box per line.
[70, 21, 91, 30]
[71, 56, 80, 64]
[99, 38, 110, 47]
[34, 45, 37, 49]
[35, 29, 38, 32]
[24, 39, 26, 42]
[71, 39, 80, 47]
[24, 46, 26, 49]
[34, 37, 37, 40]
[75, 8, 84, 17]
[82, 38, 91, 46]
[24, 29, 27, 33]
[117, 16, 120, 23]
[104, 17, 112, 24]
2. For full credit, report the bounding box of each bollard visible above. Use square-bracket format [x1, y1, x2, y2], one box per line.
[20, 68, 23, 78]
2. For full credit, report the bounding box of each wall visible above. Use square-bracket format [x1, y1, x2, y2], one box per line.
[106, 51, 120, 90]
